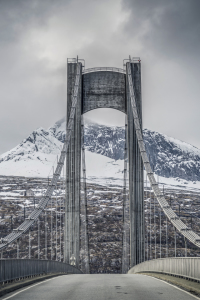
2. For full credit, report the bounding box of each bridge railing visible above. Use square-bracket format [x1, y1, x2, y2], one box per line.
[83, 67, 126, 74]
[128, 257, 200, 282]
[0, 259, 82, 284]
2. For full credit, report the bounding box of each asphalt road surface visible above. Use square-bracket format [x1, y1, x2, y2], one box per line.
[1, 274, 198, 300]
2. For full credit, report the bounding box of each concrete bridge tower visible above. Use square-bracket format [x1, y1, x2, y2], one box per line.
[64, 58, 144, 269]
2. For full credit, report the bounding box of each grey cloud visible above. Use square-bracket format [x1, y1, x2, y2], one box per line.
[122, 0, 200, 60]
[0, 0, 200, 155]
[0, 0, 73, 44]
[0, 0, 125, 154]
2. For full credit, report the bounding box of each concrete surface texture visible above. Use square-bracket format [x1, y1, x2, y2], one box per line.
[82, 71, 126, 114]
[126, 62, 144, 267]
[65, 62, 144, 268]
[0, 274, 198, 300]
[65, 62, 82, 267]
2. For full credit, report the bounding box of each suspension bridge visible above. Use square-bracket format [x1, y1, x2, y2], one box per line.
[0, 56, 200, 299]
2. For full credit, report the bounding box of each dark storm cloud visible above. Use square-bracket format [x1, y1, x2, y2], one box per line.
[118, 0, 200, 149]
[0, 0, 71, 153]
[0, 0, 126, 153]
[122, 0, 200, 60]
[0, 0, 200, 154]
[0, 0, 49, 42]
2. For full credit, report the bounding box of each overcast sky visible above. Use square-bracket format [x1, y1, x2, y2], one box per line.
[0, 0, 200, 154]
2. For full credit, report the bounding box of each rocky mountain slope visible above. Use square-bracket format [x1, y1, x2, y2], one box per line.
[143, 129, 200, 182]
[0, 117, 200, 182]
[50, 118, 200, 182]
[0, 128, 62, 177]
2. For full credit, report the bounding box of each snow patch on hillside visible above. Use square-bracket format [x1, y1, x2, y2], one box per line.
[0, 127, 62, 177]
[84, 150, 124, 186]
[1, 118, 200, 191]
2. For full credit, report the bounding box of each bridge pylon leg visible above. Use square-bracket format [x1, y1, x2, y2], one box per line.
[126, 61, 144, 267]
[64, 61, 82, 268]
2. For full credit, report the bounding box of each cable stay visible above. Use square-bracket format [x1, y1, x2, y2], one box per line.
[122, 116, 130, 273]
[80, 116, 90, 274]
[0, 62, 82, 251]
[127, 61, 200, 248]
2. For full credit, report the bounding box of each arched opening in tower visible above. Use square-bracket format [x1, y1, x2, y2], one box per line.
[81, 108, 129, 274]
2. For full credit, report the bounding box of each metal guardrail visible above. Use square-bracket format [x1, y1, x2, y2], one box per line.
[127, 62, 200, 248]
[83, 67, 126, 74]
[0, 259, 82, 283]
[0, 63, 82, 251]
[128, 257, 200, 282]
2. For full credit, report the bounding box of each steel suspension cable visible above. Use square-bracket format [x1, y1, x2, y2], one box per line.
[158, 174, 161, 258]
[146, 173, 148, 261]
[50, 188, 52, 259]
[81, 117, 90, 274]
[122, 117, 129, 273]
[127, 61, 200, 249]
[150, 188, 152, 259]
[29, 228, 31, 259]
[38, 217, 40, 259]
[166, 217, 168, 257]
[63, 167, 65, 262]
[0, 62, 81, 251]
[45, 209, 47, 260]
[56, 185, 58, 261]
[160, 207, 161, 258]
[174, 226, 176, 257]
[154, 192, 156, 259]
[60, 184, 62, 261]
[17, 239, 19, 259]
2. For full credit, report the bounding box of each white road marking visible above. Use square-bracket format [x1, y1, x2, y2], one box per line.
[142, 274, 200, 300]
[2, 277, 57, 300]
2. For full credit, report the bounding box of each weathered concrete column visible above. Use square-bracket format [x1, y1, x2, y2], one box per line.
[65, 62, 82, 268]
[126, 62, 144, 267]
[64, 59, 144, 271]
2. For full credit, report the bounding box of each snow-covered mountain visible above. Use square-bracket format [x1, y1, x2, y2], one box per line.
[0, 117, 200, 184]
[143, 130, 200, 182]
[0, 128, 62, 177]
[50, 118, 200, 182]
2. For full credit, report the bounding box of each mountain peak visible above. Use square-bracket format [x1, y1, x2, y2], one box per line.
[0, 119, 200, 182]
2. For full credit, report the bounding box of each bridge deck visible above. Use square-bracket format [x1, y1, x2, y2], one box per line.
[1, 274, 197, 300]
